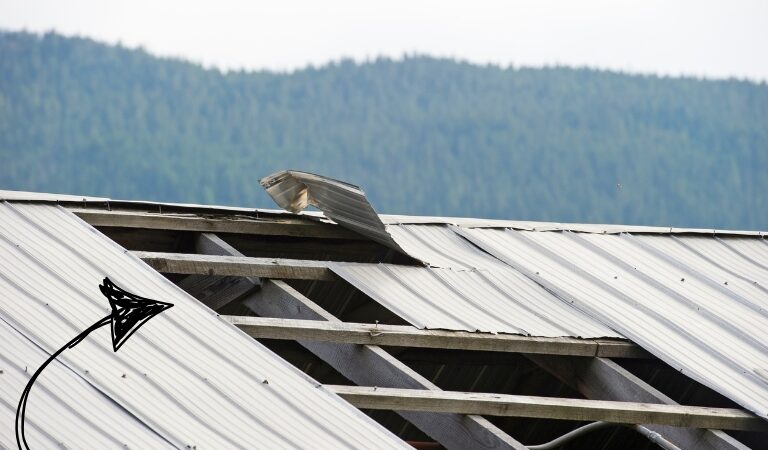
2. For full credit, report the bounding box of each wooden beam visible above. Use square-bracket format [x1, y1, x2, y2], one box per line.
[72, 208, 359, 239]
[178, 275, 258, 310]
[189, 233, 526, 450]
[326, 385, 768, 432]
[134, 250, 335, 280]
[225, 315, 648, 358]
[527, 356, 750, 449]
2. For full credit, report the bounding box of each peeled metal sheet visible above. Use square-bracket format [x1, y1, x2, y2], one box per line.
[457, 227, 768, 420]
[261, 170, 406, 252]
[0, 202, 409, 449]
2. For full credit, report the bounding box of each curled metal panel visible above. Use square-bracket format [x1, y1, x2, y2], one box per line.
[0, 202, 409, 449]
[261, 170, 406, 252]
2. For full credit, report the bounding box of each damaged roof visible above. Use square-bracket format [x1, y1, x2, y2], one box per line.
[260, 170, 768, 421]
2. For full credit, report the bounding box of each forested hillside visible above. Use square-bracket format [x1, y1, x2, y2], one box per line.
[1, 31, 766, 229]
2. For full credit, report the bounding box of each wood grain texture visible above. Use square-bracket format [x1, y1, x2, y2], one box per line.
[73, 208, 359, 239]
[326, 385, 768, 432]
[527, 355, 750, 449]
[225, 315, 646, 358]
[134, 250, 335, 280]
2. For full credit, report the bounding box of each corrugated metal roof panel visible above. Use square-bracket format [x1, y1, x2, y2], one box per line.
[0, 202, 409, 450]
[457, 227, 768, 420]
[386, 224, 508, 270]
[0, 319, 175, 449]
[331, 223, 619, 338]
[330, 263, 620, 338]
[261, 170, 405, 251]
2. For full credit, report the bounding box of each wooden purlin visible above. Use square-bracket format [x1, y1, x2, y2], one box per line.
[326, 385, 768, 432]
[226, 315, 648, 359]
[188, 232, 528, 450]
[526, 355, 750, 449]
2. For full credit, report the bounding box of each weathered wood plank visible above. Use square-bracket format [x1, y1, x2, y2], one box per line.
[134, 250, 335, 280]
[527, 355, 750, 449]
[225, 315, 647, 358]
[190, 233, 526, 450]
[72, 208, 359, 239]
[326, 385, 768, 432]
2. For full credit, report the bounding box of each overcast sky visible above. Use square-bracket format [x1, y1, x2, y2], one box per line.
[2, 0, 767, 80]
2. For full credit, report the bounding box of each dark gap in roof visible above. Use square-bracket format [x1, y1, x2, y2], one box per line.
[616, 358, 763, 448]
[287, 279, 409, 326]
[254, 338, 433, 442]
[221, 232, 398, 263]
[359, 410, 436, 444]
[389, 348, 649, 447]
[256, 338, 353, 386]
[96, 226, 196, 253]
[616, 358, 742, 409]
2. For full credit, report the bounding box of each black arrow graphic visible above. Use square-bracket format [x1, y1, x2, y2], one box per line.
[15, 277, 174, 450]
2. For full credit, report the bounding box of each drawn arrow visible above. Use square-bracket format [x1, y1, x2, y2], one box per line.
[15, 277, 174, 450]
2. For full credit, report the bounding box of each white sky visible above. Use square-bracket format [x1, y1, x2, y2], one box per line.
[2, 0, 767, 80]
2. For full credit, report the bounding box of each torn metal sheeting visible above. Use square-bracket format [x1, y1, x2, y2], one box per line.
[260, 170, 409, 255]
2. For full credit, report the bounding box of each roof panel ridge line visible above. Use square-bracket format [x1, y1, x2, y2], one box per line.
[668, 236, 768, 296]
[565, 231, 768, 353]
[715, 237, 768, 272]
[419, 266, 531, 335]
[454, 227, 768, 418]
[389, 224, 475, 270]
[471, 269, 576, 336]
[447, 226, 606, 336]
[623, 233, 768, 314]
[377, 263, 477, 330]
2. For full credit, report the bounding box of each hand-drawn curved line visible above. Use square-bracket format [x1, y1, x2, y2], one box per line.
[15, 277, 173, 450]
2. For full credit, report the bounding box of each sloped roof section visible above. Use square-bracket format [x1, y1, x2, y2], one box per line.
[456, 227, 768, 420]
[330, 224, 620, 338]
[0, 202, 409, 449]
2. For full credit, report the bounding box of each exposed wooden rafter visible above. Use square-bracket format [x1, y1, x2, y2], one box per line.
[225, 315, 648, 359]
[134, 250, 335, 280]
[72, 208, 360, 239]
[186, 233, 527, 450]
[326, 385, 768, 432]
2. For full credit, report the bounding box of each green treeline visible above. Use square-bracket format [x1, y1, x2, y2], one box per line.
[1, 31, 766, 229]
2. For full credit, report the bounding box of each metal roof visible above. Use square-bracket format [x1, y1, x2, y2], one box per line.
[330, 224, 621, 338]
[258, 173, 768, 421]
[456, 227, 768, 420]
[0, 202, 409, 449]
